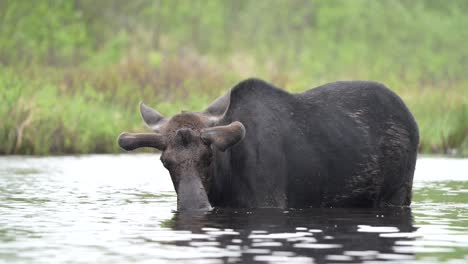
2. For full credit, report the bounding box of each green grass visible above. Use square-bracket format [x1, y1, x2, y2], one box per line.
[0, 64, 226, 155]
[0, 57, 466, 156]
[0, 0, 466, 155]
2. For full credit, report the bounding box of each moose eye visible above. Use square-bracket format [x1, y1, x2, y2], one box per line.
[160, 156, 174, 169]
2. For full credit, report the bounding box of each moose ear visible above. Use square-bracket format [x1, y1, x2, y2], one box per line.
[118, 132, 166, 151]
[201, 121, 245, 152]
[140, 102, 167, 131]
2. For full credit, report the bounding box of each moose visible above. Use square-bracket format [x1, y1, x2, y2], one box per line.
[118, 78, 419, 211]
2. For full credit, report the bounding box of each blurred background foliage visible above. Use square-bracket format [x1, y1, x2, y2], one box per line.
[0, 0, 466, 155]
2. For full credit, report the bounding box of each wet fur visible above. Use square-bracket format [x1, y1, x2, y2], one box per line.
[208, 79, 419, 208]
[121, 78, 419, 209]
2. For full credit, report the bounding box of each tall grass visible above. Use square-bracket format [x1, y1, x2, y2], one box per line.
[0, 0, 466, 155]
[0, 53, 236, 154]
[1, 55, 466, 156]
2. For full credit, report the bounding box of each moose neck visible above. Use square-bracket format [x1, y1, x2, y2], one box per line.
[205, 149, 231, 208]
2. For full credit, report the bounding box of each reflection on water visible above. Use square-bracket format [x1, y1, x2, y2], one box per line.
[163, 207, 415, 263]
[0, 154, 467, 264]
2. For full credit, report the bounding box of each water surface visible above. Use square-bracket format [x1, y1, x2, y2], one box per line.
[0, 155, 467, 263]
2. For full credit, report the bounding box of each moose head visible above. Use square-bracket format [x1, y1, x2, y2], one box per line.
[118, 102, 245, 211]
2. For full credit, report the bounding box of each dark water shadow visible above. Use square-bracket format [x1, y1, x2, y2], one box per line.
[163, 207, 416, 263]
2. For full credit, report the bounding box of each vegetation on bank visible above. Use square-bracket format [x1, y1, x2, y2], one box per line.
[0, 0, 466, 156]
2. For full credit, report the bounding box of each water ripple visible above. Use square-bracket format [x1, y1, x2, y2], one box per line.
[0, 154, 467, 264]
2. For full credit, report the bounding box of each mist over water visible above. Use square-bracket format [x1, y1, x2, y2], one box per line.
[0, 155, 467, 264]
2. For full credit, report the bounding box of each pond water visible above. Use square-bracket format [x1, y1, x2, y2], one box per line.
[0, 154, 467, 264]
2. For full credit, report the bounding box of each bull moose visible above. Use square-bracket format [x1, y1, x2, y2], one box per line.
[118, 78, 419, 211]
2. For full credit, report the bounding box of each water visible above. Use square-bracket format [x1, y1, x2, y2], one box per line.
[0, 155, 467, 264]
